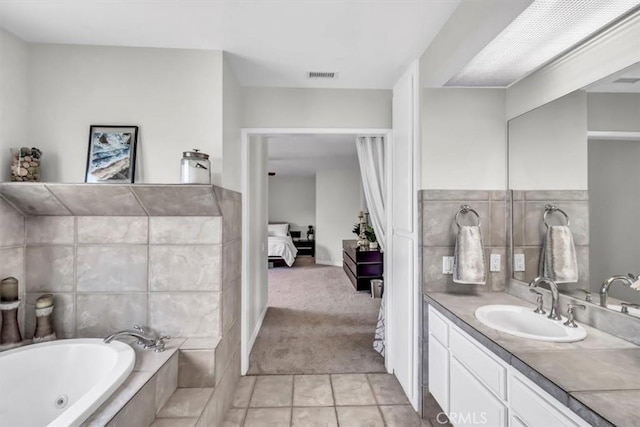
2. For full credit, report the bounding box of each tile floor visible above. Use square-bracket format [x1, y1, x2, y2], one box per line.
[222, 373, 431, 427]
[151, 387, 213, 426]
[150, 373, 430, 426]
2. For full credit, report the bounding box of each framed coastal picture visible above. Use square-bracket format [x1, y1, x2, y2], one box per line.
[85, 125, 138, 183]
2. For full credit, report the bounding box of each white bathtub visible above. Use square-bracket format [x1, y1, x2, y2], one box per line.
[0, 338, 135, 427]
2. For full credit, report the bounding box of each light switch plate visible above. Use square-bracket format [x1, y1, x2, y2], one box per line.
[514, 254, 526, 272]
[442, 256, 454, 274]
[490, 254, 501, 272]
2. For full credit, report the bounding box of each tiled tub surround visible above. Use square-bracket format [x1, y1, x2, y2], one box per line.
[0, 197, 26, 333]
[82, 337, 184, 426]
[512, 190, 589, 292]
[421, 190, 509, 293]
[0, 184, 243, 426]
[424, 292, 640, 427]
[18, 215, 224, 339]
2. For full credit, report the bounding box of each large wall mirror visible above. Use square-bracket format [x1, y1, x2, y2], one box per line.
[508, 62, 640, 316]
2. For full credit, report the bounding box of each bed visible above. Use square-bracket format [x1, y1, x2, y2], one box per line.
[268, 223, 298, 267]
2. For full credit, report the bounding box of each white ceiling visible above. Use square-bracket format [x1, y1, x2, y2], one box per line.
[0, 0, 461, 89]
[268, 134, 357, 176]
[586, 61, 640, 93]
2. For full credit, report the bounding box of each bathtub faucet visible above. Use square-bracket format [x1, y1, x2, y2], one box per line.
[104, 324, 170, 352]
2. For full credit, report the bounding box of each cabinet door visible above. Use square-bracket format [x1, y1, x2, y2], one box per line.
[428, 334, 449, 412]
[510, 371, 586, 427]
[449, 357, 507, 427]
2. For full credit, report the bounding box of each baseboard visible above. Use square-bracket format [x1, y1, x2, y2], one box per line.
[316, 259, 343, 267]
[247, 304, 268, 356]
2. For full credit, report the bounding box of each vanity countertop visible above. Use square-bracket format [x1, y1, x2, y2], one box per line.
[425, 291, 640, 427]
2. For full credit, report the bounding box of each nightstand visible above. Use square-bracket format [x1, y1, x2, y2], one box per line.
[294, 239, 315, 257]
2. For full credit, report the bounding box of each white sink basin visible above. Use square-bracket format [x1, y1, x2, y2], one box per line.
[607, 304, 640, 318]
[475, 305, 587, 343]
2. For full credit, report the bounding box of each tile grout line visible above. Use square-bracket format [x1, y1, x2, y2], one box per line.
[290, 375, 295, 426]
[329, 375, 340, 427]
[365, 374, 388, 426]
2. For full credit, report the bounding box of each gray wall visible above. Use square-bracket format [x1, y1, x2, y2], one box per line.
[589, 139, 640, 302]
[268, 175, 316, 233]
[587, 93, 640, 132]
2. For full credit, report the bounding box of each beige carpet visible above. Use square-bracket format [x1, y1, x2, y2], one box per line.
[247, 258, 386, 375]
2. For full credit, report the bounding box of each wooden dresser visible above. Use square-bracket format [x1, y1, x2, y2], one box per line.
[342, 240, 383, 292]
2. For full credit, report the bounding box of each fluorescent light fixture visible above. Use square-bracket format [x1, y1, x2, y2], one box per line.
[447, 0, 640, 87]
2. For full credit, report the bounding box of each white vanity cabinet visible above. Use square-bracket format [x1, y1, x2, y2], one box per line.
[427, 306, 589, 427]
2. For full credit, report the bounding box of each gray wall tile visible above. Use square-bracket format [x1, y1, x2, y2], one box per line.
[149, 292, 220, 337]
[132, 186, 221, 216]
[107, 375, 157, 427]
[149, 217, 222, 244]
[149, 245, 221, 292]
[76, 293, 147, 338]
[0, 247, 25, 296]
[523, 190, 589, 201]
[489, 202, 507, 246]
[422, 202, 490, 247]
[48, 184, 146, 216]
[222, 241, 241, 290]
[77, 217, 148, 244]
[77, 246, 148, 292]
[422, 246, 503, 293]
[215, 320, 240, 384]
[0, 247, 26, 332]
[24, 293, 75, 339]
[214, 186, 242, 243]
[222, 278, 241, 334]
[0, 197, 25, 247]
[512, 200, 525, 247]
[422, 190, 490, 201]
[26, 216, 75, 245]
[155, 353, 179, 413]
[178, 349, 216, 388]
[524, 201, 589, 247]
[26, 246, 75, 293]
[0, 184, 70, 216]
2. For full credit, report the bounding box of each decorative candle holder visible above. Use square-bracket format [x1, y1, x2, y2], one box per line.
[33, 294, 56, 343]
[0, 300, 23, 350]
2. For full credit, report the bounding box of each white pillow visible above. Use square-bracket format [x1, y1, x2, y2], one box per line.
[268, 223, 289, 237]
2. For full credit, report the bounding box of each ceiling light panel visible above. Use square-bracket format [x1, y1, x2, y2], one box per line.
[447, 0, 640, 87]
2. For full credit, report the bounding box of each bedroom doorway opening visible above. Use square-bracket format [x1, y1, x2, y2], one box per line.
[241, 129, 392, 377]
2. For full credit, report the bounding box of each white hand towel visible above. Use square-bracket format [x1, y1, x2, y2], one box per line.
[539, 225, 578, 284]
[453, 225, 487, 285]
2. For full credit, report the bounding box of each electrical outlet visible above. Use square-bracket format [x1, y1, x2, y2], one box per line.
[514, 254, 526, 272]
[442, 256, 454, 274]
[490, 254, 501, 272]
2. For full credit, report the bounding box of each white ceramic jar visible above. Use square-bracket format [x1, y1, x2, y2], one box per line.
[180, 149, 210, 184]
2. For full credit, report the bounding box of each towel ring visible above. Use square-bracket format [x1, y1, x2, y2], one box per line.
[543, 204, 570, 227]
[455, 205, 481, 229]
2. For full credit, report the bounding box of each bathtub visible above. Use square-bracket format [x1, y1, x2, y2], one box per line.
[0, 339, 135, 427]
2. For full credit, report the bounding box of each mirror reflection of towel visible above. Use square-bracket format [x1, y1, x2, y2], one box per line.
[453, 225, 487, 285]
[539, 225, 578, 283]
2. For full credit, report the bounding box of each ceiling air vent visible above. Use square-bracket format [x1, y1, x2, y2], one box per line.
[307, 71, 338, 79]
[613, 77, 640, 84]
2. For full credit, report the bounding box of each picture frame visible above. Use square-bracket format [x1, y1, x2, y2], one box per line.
[85, 125, 138, 183]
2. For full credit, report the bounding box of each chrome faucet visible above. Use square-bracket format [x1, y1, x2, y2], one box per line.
[104, 324, 170, 352]
[599, 275, 635, 307]
[563, 303, 586, 328]
[621, 303, 640, 314]
[529, 277, 562, 320]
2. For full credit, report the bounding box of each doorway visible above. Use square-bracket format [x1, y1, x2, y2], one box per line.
[246, 133, 386, 375]
[240, 129, 392, 375]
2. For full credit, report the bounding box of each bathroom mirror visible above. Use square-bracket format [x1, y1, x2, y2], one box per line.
[508, 61, 640, 315]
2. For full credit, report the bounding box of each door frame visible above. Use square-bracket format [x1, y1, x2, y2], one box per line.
[240, 127, 395, 376]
